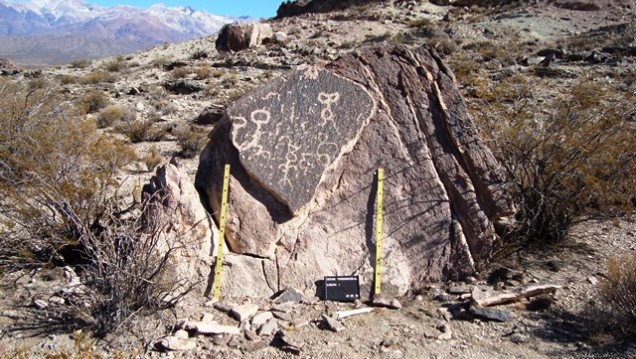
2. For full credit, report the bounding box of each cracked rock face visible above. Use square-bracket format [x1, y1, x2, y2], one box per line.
[195, 45, 514, 298]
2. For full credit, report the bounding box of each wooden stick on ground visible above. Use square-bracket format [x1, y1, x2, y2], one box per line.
[472, 284, 563, 307]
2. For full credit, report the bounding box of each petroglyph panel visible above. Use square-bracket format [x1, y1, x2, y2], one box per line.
[227, 67, 375, 214]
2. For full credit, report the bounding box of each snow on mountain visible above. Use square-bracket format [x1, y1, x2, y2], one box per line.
[0, 0, 239, 38]
[0, 0, 245, 64]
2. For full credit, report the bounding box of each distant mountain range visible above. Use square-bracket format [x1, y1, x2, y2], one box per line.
[0, 0, 246, 65]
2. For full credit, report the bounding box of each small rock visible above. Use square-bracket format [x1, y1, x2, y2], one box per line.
[173, 329, 189, 339]
[526, 295, 554, 311]
[322, 314, 345, 332]
[587, 276, 599, 285]
[241, 340, 268, 353]
[372, 296, 402, 309]
[434, 293, 456, 302]
[212, 334, 231, 346]
[273, 287, 303, 304]
[272, 302, 295, 313]
[415, 295, 424, 301]
[390, 298, 403, 309]
[381, 338, 397, 347]
[509, 333, 529, 344]
[158, 336, 196, 351]
[291, 318, 310, 329]
[49, 296, 66, 305]
[436, 322, 451, 333]
[436, 322, 452, 340]
[448, 285, 472, 294]
[227, 337, 240, 348]
[244, 329, 260, 341]
[201, 313, 216, 323]
[279, 330, 303, 351]
[251, 311, 274, 328]
[32, 299, 49, 309]
[469, 305, 513, 322]
[272, 311, 293, 322]
[231, 303, 259, 322]
[437, 308, 452, 322]
[274, 31, 288, 44]
[185, 322, 241, 335]
[522, 56, 545, 66]
[213, 302, 235, 313]
[258, 318, 279, 336]
[423, 327, 438, 339]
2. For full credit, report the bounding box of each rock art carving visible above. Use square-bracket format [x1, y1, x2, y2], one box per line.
[226, 67, 376, 214]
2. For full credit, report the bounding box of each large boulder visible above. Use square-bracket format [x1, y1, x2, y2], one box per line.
[276, 0, 386, 18]
[195, 45, 514, 299]
[215, 23, 274, 52]
[142, 159, 220, 295]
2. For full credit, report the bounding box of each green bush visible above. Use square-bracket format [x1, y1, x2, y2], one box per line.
[473, 78, 635, 242]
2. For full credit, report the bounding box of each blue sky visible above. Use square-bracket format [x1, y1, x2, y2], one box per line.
[90, 0, 283, 18]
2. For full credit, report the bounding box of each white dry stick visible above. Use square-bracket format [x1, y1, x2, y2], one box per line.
[336, 308, 375, 320]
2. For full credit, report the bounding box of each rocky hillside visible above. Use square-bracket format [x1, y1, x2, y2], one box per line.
[0, 0, 635, 358]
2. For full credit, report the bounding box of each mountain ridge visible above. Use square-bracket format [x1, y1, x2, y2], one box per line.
[0, 0, 248, 65]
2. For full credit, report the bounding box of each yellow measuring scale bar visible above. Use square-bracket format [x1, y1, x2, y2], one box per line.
[374, 168, 384, 296]
[213, 164, 230, 299]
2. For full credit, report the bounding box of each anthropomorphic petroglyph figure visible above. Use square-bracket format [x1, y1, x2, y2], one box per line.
[318, 92, 340, 132]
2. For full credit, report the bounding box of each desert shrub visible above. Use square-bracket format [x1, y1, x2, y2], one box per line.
[151, 56, 170, 69]
[426, 35, 458, 56]
[174, 125, 207, 158]
[70, 59, 91, 69]
[221, 73, 239, 87]
[76, 204, 193, 337]
[0, 78, 136, 269]
[82, 70, 117, 84]
[116, 118, 166, 143]
[0, 79, 191, 339]
[194, 65, 212, 80]
[142, 145, 163, 171]
[79, 90, 110, 114]
[209, 68, 225, 78]
[191, 50, 208, 60]
[97, 105, 134, 128]
[408, 17, 434, 29]
[103, 56, 127, 72]
[171, 67, 191, 79]
[28, 78, 48, 90]
[59, 74, 77, 85]
[598, 253, 636, 337]
[473, 79, 636, 242]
